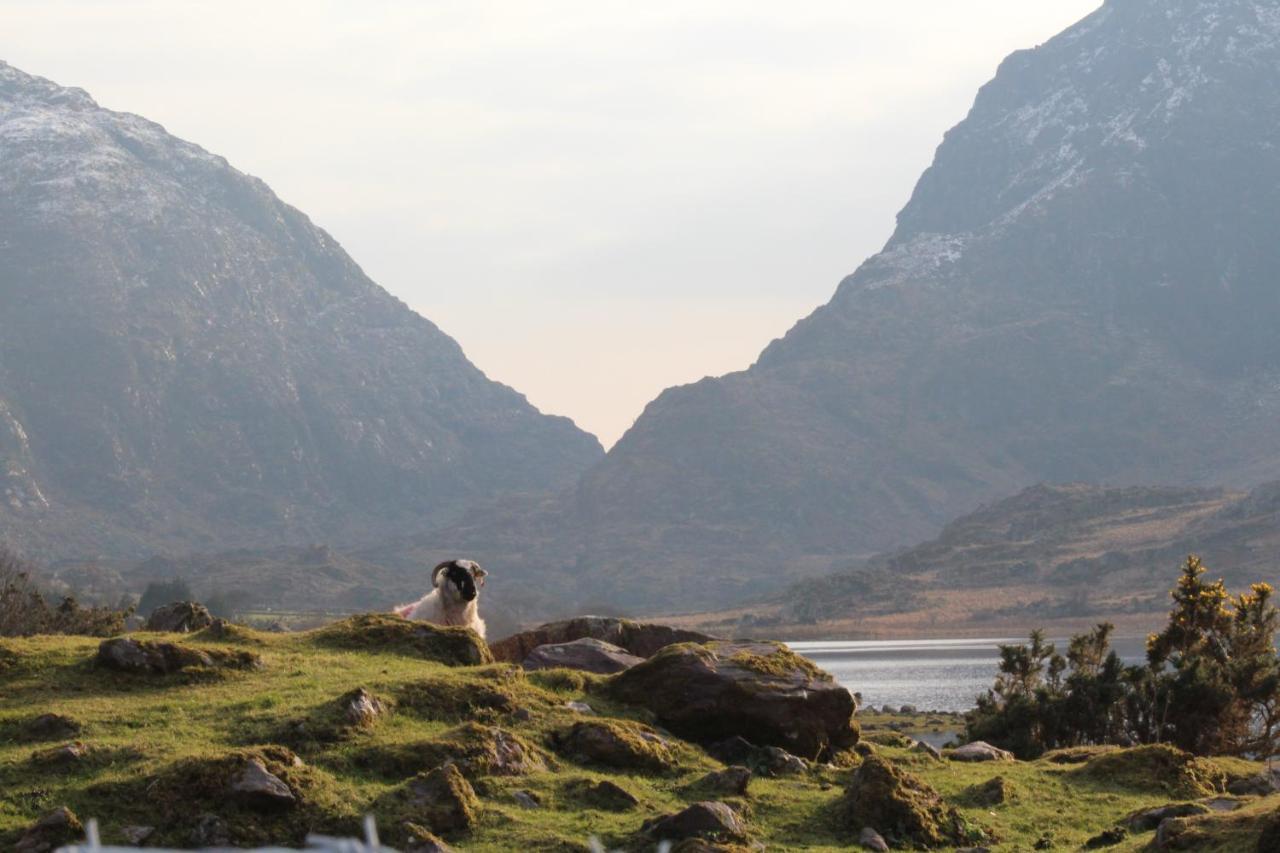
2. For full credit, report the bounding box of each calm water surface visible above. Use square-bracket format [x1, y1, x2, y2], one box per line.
[789, 637, 1148, 713]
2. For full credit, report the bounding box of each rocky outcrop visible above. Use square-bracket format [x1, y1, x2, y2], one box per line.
[491, 617, 717, 664]
[310, 615, 492, 667]
[522, 637, 645, 674]
[144, 601, 214, 633]
[608, 641, 857, 760]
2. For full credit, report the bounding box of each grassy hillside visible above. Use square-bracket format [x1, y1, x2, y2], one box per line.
[1, 619, 1276, 850]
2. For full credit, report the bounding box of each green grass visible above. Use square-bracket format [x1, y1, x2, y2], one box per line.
[1, 625, 1276, 851]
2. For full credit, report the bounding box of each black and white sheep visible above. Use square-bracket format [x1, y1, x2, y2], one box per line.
[393, 559, 488, 638]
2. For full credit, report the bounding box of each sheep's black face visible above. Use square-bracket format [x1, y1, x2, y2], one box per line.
[440, 560, 483, 602]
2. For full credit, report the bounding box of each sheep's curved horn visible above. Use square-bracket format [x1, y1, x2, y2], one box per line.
[431, 561, 453, 587]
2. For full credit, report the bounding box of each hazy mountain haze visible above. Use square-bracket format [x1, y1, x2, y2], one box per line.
[2, 1, 1100, 446]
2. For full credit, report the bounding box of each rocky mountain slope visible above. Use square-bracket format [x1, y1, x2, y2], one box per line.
[430, 0, 1280, 612]
[0, 61, 602, 560]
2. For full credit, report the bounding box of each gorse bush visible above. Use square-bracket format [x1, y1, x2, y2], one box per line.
[0, 547, 131, 637]
[967, 556, 1280, 758]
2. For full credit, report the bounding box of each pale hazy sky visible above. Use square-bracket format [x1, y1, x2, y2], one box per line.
[3, 1, 1100, 447]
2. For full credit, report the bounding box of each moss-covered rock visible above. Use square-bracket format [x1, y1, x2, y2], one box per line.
[14, 806, 82, 853]
[396, 668, 531, 721]
[960, 776, 1017, 807]
[607, 641, 857, 761]
[641, 801, 748, 844]
[490, 616, 717, 663]
[310, 614, 492, 666]
[551, 719, 674, 772]
[18, 713, 81, 742]
[363, 723, 547, 779]
[562, 777, 642, 811]
[836, 755, 974, 849]
[1040, 745, 1118, 765]
[94, 746, 356, 847]
[400, 765, 480, 836]
[96, 637, 261, 674]
[1075, 745, 1227, 798]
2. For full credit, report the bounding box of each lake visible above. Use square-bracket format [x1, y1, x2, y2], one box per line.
[790, 636, 1149, 713]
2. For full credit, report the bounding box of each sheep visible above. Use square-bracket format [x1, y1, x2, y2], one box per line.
[393, 558, 488, 638]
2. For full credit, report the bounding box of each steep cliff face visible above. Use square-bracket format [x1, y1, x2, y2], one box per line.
[425, 0, 1280, 612]
[0, 61, 602, 558]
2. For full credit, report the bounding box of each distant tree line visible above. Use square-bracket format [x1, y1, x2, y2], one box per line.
[967, 556, 1280, 758]
[0, 548, 132, 637]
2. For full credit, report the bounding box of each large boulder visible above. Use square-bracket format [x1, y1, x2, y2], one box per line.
[145, 601, 214, 633]
[522, 637, 645, 674]
[836, 756, 972, 849]
[608, 641, 857, 760]
[491, 616, 717, 663]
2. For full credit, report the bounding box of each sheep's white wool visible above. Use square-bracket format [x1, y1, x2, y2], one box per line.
[393, 559, 487, 639]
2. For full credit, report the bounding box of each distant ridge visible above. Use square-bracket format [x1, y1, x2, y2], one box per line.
[0, 61, 603, 559]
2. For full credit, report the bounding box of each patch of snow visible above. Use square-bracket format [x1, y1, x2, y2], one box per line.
[860, 234, 967, 291]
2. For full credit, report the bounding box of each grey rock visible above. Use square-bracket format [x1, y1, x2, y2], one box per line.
[1126, 803, 1211, 833]
[523, 637, 645, 674]
[642, 801, 746, 842]
[491, 616, 717, 663]
[513, 790, 541, 809]
[912, 740, 943, 760]
[341, 687, 390, 728]
[229, 757, 296, 809]
[859, 827, 889, 852]
[694, 766, 752, 796]
[120, 826, 154, 845]
[948, 741, 1014, 762]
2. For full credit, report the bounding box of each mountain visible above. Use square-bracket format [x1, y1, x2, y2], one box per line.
[418, 0, 1280, 614]
[0, 61, 603, 560]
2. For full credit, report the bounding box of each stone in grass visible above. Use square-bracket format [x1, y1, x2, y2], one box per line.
[340, 687, 391, 728]
[523, 637, 645, 674]
[229, 756, 297, 809]
[960, 776, 1017, 807]
[120, 826, 155, 845]
[1082, 827, 1127, 849]
[145, 601, 214, 633]
[859, 827, 890, 851]
[1124, 802, 1211, 833]
[512, 790, 541, 809]
[406, 764, 480, 834]
[837, 755, 973, 849]
[913, 740, 943, 760]
[33, 741, 90, 767]
[642, 801, 747, 843]
[948, 741, 1015, 762]
[552, 719, 674, 772]
[403, 823, 454, 852]
[565, 778, 641, 811]
[22, 714, 81, 742]
[693, 766, 753, 796]
[15, 807, 83, 853]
